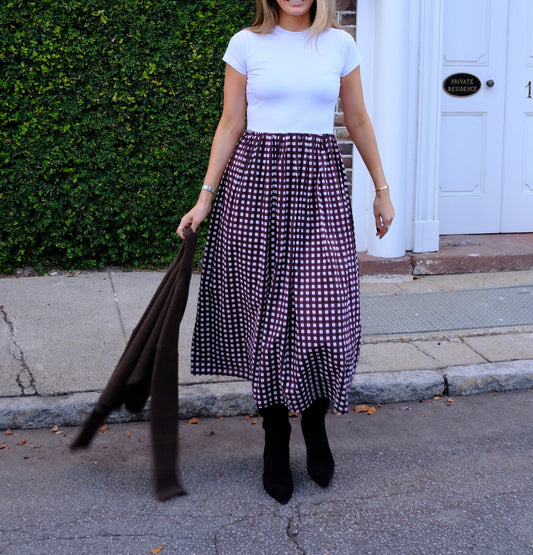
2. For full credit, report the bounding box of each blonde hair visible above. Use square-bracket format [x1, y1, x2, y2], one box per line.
[250, 0, 340, 36]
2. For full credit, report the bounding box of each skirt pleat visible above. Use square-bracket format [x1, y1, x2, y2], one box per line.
[191, 132, 361, 414]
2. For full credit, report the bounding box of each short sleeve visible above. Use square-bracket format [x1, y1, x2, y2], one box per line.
[222, 30, 248, 75]
[341, 34, 362, 77]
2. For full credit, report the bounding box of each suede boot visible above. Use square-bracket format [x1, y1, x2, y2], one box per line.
[258, 404, 293, 504]
[301, 398, 334, 487]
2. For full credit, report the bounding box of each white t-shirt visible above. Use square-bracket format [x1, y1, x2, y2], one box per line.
[223, 26, 361, 134]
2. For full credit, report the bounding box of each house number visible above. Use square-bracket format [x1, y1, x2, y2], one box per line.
[527, 81, 532, 99]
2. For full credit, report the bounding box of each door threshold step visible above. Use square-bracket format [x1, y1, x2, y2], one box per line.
[359, 233, 533, 276]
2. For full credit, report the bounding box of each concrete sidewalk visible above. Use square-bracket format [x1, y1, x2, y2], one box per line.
[1, 269, 533, 429]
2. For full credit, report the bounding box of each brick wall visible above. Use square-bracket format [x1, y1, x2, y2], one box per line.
[335, 0, 357, 190]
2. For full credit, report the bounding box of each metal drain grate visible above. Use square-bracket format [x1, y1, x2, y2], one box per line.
[361, 285, 533, 336]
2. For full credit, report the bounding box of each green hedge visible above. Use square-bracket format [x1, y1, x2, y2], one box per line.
[0, 0, 254, 273]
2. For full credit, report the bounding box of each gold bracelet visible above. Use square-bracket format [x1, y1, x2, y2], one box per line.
[375, 184, 389, 192]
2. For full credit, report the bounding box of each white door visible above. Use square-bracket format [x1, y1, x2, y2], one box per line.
[439, 0, 533, 234]
[501, 0, 533, 231]
[439, 0, 508, 234]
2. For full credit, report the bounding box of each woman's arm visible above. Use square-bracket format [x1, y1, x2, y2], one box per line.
[177, 65, 247, 238]
[340, 67, 394, 239]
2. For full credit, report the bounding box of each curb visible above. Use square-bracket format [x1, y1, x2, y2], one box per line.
[1, 361, 533, 430]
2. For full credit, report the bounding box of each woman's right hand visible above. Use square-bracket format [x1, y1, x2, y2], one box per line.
[176, 198, 212, 239]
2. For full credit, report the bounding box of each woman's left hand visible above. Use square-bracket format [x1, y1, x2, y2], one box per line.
[374, 188, 395, 239]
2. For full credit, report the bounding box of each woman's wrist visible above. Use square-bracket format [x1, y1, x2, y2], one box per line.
[374, 183, 389, 193]
[198, 190, 214, 206]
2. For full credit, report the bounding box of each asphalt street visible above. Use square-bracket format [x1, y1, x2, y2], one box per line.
[1, 390, 532, 554]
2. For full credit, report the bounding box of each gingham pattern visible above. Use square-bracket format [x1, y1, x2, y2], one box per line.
[191, 132, 361, 414]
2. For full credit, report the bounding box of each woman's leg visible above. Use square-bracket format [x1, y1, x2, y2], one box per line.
[301, 397, 334, 487]
[258, 403, 293, 504]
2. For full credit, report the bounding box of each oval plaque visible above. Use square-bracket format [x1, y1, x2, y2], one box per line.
[443, 73, 481, 97]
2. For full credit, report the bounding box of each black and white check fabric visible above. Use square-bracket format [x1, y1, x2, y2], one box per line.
[191, 132, 361, 414]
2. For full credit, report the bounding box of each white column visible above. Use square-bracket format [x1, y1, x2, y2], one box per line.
[412, 0, 443, 252]
[366, 0, 409, 258]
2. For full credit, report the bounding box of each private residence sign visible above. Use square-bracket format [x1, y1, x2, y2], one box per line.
[443, 73, 481, 97]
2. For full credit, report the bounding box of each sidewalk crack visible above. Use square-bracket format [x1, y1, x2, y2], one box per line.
[107, 271, 128, 343]
[286, 503, 306, 554]
[459, 337, 491, 363]
[411, 341, 441, 365]
[0, 304, 39, 396]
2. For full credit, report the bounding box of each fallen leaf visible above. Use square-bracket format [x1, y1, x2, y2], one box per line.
[16, 439, 27, 446]
[126, 431, 131, 438]
[4, 429, 13, 436]
[433, 396, 442, 401]
[189, 418, 200, 425]
[354, 405, 371, 413]
[367, 407, 377, 415]
[0, 444, 9, 450]
[447, 398, 455, 403]
[251, 418, 258, 425]
[422, 413, 427, 417]
[55, 431, 64, 435]
[244, 415, 251, 420]
[51, 425, 59, 432]
[99, 425, 109, 432]
[151, 545, 164, 554]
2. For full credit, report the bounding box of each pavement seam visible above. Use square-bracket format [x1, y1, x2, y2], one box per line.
[0, 304, 39, 396]
[458, 336, 491, 363]
[107, 271, 128, 343]
[409, 340, 442, 366]
[442, 374, 450, 396]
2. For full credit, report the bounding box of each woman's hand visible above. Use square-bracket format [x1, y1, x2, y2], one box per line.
[373, 188, 395, 239]
[176, 197, 212, 239]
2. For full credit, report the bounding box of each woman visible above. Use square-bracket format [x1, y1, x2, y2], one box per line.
[177, 0, 394, 504]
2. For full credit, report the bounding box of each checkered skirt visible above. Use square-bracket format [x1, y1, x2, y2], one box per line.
[191, 132, 361, 414]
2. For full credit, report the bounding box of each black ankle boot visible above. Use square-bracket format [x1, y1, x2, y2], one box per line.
[258, 404, 293, 504]
[301, 398, 334, 487]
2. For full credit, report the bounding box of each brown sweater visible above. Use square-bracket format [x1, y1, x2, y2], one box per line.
[71, 229, 198, 501]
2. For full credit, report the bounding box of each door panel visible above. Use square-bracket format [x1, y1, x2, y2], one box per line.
[439, 113, 486, 195]
[442, 0, 490, 65]
[501, 0, 533, 231]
